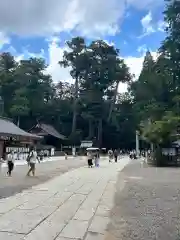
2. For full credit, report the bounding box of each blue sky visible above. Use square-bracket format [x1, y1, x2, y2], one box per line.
[0, 0, 166, 91]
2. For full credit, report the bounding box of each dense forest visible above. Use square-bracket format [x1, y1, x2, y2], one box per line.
[0, 0, 180, 151]
[0, 40, 135, 149]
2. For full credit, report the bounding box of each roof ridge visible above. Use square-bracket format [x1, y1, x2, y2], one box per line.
[0, 116, 13, 122]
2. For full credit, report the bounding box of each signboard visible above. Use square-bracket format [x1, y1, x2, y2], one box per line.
[162, 148, 176, 156]
[80, 141, 93, 148]
[6, 147, 29, 153]
[0, 135, 20, 141]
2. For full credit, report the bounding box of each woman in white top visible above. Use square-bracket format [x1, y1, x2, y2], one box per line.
[108, 149, 113, 163]
[7, 151, 15, 176]
[27, 148, 39, 176]
[0, 157, 4, 172]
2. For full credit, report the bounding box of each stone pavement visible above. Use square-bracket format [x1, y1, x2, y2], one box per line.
[106, 160, 180, 240]
[0, 156, 130, 240]
[0, 157, 86, 199]
[2, 155, 86, 167]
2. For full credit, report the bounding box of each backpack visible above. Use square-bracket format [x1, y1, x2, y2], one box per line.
[26, 151, 34, 162]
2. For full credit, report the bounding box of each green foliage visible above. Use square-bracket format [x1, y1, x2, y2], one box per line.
[142, 113, 180, 145]
[10, 88, 29, 117]
[0, 38, 134, 149]
[132, 0, 180, 147]
[59, 38, 132, 146]
[131, 0, 180, 146]
[3, 2, 180, 151]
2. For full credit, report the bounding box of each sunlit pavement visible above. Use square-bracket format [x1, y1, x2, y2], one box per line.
[0, 156, 130, 240]
[2, 155, 85, 167]
[0, 157, 87, 199]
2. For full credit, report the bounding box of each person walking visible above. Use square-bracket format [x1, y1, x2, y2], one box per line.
[114, 149, 118, 163]
[7, 151, 15, 177]
[27, 148, 40, 177]
[64, 152, 68, 160]
[0, 157, 4, 173]
[87, 151, 93, 168]
[108, 149, 113, 163]
[94, 150, 100, 167]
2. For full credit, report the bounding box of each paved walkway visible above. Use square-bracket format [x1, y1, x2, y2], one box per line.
[0, 157, 129, 240]
[107, 160, 180, 240]
[0, 157, 86, 199]
[2, 156, 85, 167]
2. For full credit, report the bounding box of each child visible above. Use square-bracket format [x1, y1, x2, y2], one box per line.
[94, 150, 100, 167]
[87, 152, 93, 168]
[64, 152, 68, 160]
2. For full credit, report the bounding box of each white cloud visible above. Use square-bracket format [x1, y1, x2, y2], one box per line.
[118, 50, 158, 93]
[46, 38, 72, 83]
[139, 11, 166, 38]
[118, 82, 128, 93]
[137, 44, 147, 55]
[0, 32, 10, 50]
[6, 37, 72, 84]
[0, 0, 123, 37]
[124, 50, 158, 79]
[127, 0, 163, 9]
[0, 0, 164, 37]
[104, 40, 115, 46]
[125, 55, 144, 79]
[139, 12, 155, 38]
[157, 20, 167, 32]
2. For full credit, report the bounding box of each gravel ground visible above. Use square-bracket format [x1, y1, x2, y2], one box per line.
[0, 158, 85, 199]
[107, 160, 180, 240]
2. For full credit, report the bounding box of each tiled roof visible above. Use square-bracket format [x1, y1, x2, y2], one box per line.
[38, 123, 66, 140]
[0, 117, 41, 139]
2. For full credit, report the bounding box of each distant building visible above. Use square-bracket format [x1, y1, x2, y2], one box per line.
[0, 117, 40, 160]
[29, 123, 66, 150]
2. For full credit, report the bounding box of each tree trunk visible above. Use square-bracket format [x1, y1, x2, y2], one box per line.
[107, 81, 119, 123]
[17, 116, 20, 127]
[97, 118, 102, 148]
[88, 119, 94, 140]
[72, 77, 78, 134]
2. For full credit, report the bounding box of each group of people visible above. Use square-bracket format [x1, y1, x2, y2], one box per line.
[86, 148, 120, 168]
[108, 149, 119, 163]
[87, 149, 100, 168]
[129, 150, 137, 159]
[0, 147, 40, 177]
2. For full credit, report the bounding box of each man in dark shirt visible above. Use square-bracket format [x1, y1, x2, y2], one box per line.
[114, 149, 118, 163]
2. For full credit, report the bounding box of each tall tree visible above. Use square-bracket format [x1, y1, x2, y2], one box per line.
[80, 40, 123, 146]
[0, 52, 17, 115]
[59, 37, 86, 136]
[10, 88, 29, 126]
[0, 40, 137, 150]
[16, 58, 53, 120]
[161, 0, 180, 101]
[107, 59, 131, 123]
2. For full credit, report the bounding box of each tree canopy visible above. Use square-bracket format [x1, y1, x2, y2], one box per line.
[2, 0, 179, 151]
[130, 0, 180, 147]
[0, 38, 135, 149]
